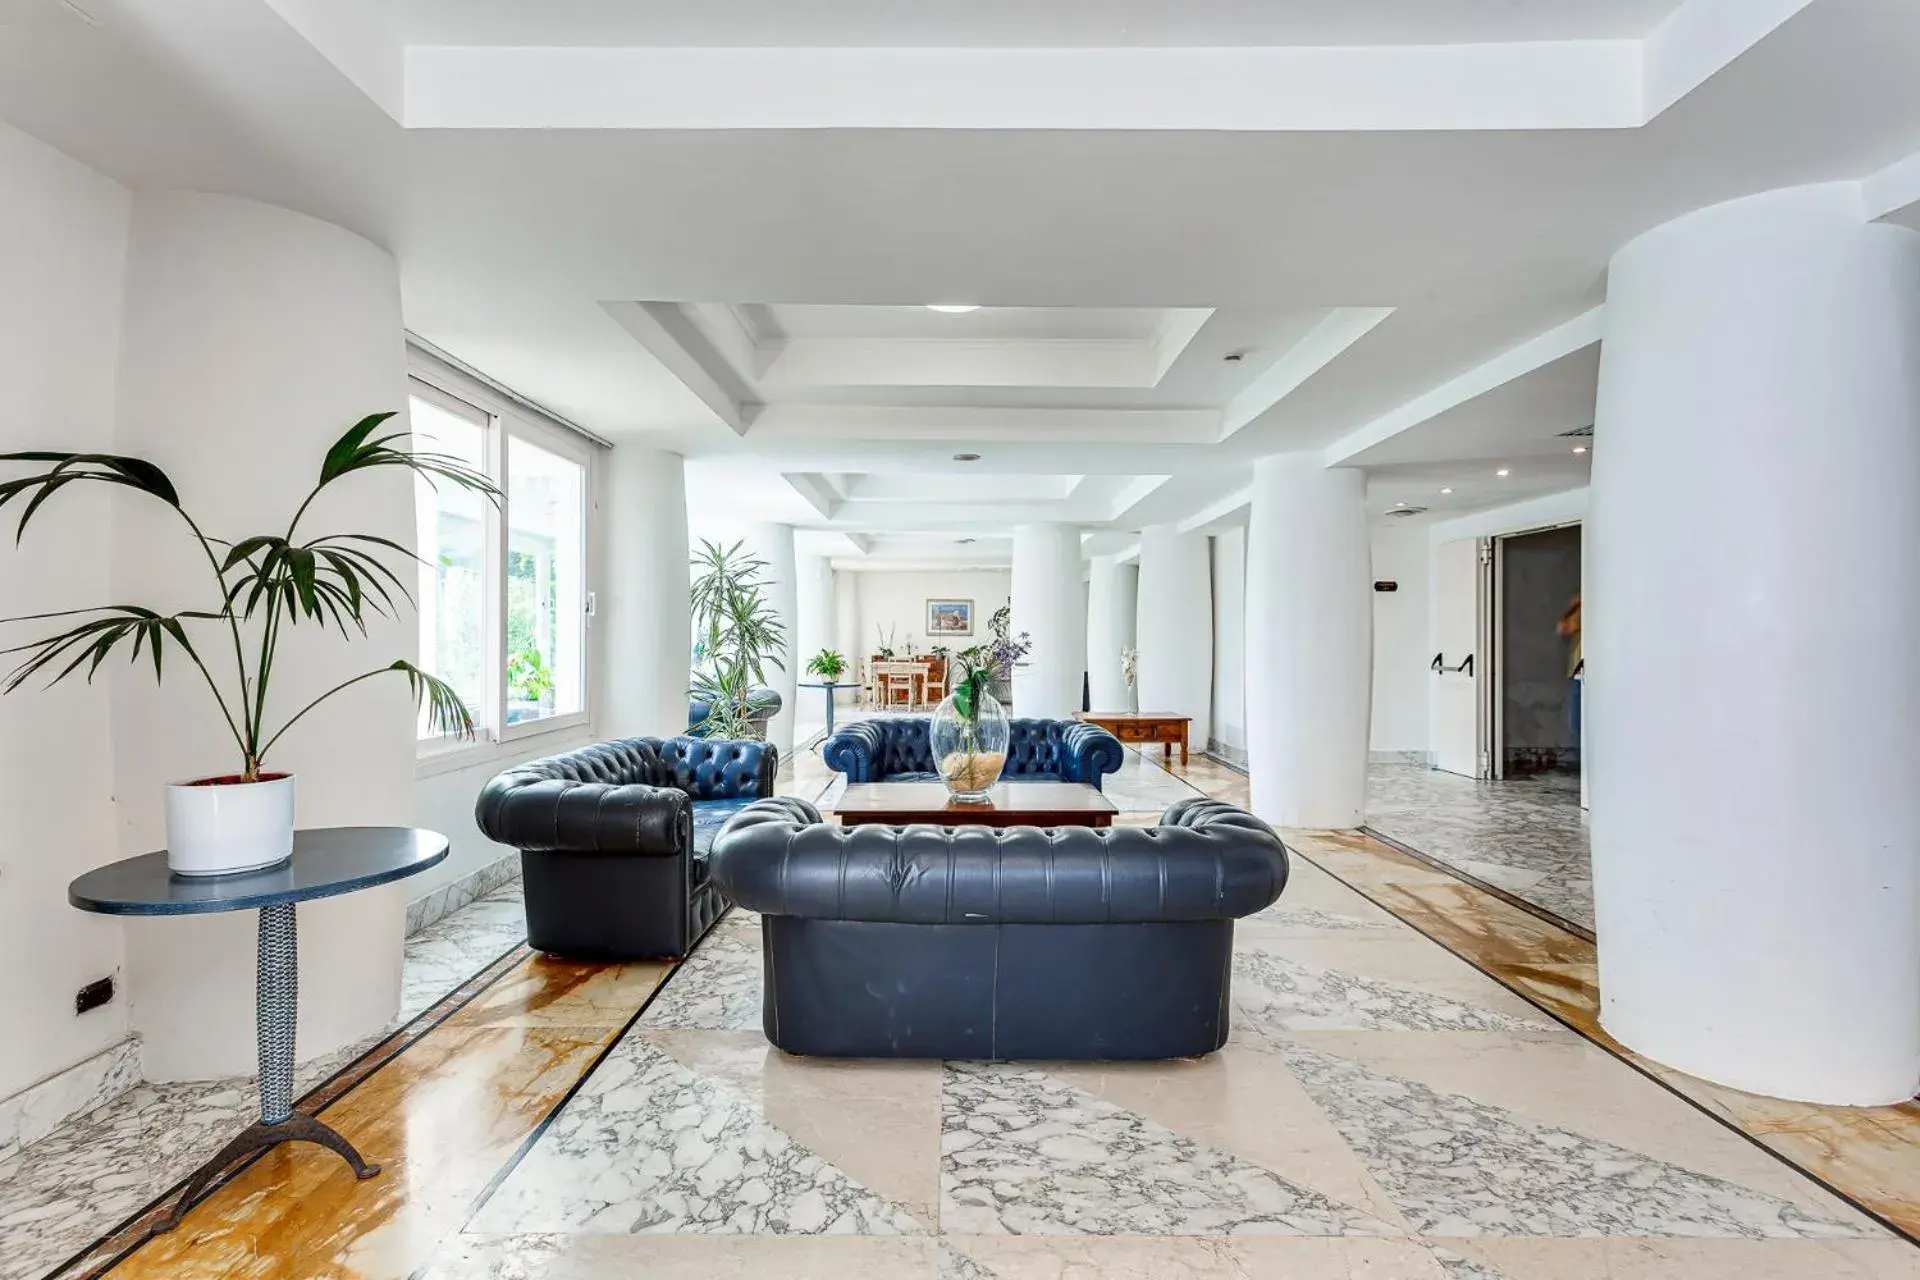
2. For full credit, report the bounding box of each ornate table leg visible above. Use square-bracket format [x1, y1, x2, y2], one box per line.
[158, 903, 381, 1232]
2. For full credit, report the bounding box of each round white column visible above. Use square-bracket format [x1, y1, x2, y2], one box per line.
[793, 551, 834, 737]
[1010, 523, 1086, 717]
[1135, 525, 1213, 745]
[1590, 183, 1920, 1105]
[1244, 458, 1371, 828]
[111, 191, 413, 1080]
[1086, 555, 1139, 710]
[599, 447, 690, 739]
[735, 522, 798, 756]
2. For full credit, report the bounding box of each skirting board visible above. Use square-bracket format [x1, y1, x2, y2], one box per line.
[0, 1037, 142, 1166]
[404, 852, 522, 938]
[1205, 738, 1249, 769]
[1370, 750, 1434, 767]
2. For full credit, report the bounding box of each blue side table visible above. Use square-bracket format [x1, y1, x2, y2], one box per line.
[798, 680, 850, 737]
[68, 826, 448, 1230]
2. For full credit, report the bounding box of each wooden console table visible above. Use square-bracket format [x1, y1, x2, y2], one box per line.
[1076, 711, 1192, 765]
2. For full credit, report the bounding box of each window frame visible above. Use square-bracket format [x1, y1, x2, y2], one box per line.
[407, 359, 596, 775]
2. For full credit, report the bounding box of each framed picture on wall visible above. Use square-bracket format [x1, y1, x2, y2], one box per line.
[925, 598, 974, 636]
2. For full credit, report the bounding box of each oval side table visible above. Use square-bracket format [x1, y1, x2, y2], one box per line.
[68, 826, 449, 1231]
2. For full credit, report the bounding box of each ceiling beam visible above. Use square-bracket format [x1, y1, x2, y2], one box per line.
[1219, 307, 1395, 440]
[780, 472, 841, 518]
[748, 404, 1219, 444]
[1321, 306, 1605, 466]
[601, 300, 761, 436]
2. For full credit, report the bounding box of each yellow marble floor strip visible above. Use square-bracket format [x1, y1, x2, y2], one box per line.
[1280, 824, 1920, 1244]
[96, 955, 673, 1279]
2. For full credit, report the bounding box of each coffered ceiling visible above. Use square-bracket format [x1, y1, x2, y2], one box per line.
[3, 0, 1918, 564]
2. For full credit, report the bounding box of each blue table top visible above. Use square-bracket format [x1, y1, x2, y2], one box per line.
[68, 826, 450, 917]
[798, 681, 848, 689]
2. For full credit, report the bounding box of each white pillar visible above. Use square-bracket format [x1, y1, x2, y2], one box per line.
[793, 551, 834, 736]
[735, 522, 798, 756]
[833, 568, 860, 705]
[110, 191, 413, 1080]
[1590, 183, 1920, 1105]
[1135, 525, 1213, 745]
[1244, 458, 1371, 828]
[1010, 523, 1085, 717]
[1086, 555, 1139, 711]
[598, 448, 690, 739]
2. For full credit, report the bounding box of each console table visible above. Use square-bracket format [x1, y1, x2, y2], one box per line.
[833, 781, 1117, 828]
[68, 826, 448, 1230]
[1075, 711, 1192, 765]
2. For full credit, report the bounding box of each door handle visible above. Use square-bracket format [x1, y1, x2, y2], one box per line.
[1432, 653, 1474, 675]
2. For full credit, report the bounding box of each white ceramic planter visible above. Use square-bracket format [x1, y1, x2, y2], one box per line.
[164, 773, 296, 877]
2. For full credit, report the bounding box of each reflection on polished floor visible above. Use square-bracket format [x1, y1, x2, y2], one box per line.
[8, 747, 1918, 1279]
[1366, 763, 1593, 933]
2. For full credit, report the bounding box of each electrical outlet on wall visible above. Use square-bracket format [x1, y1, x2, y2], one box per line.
[75, 976, 114, 1015]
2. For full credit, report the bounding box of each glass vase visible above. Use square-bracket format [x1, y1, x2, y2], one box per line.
[930, 687, 1010, 802]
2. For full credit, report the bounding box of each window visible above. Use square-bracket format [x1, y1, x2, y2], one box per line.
[408, 372, 592, 751]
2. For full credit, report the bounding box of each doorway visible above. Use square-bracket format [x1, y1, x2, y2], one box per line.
[1494, 525, 1582, 781]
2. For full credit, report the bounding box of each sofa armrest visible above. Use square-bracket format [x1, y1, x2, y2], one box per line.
[1059, 721, 1125, 788]
[821, 720, 886, 782]
[475, 776, 692, 857]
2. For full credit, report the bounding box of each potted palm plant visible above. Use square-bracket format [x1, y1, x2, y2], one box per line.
[0, 413, 496, 876]
[689, 539, 787, 740]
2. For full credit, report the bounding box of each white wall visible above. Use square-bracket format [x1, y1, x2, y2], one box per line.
[850, 569, 1012, 659]
[1209, 530, 1247, 759]
[1368, 523, 1431, 758]
[0, 120, 133, 1104]
[111, 191, 417, 1081]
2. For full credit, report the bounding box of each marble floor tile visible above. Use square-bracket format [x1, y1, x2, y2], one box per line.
[418, 1233, 943, 1279]
[1232, 947, 1546, 1035]
[1450, 1237, 1920, 1279]
[469, 1030, 923, 1236]
[1271, 1038, 1880, 1240]
[1237, 930, 1564, 1029]
[644, 1028, 945, 1232]
[940, 1061, 1394, 1238]
[1365, 764, 1592, 931]
[1288, 1030, 1882, 1226]
[638, 921, 763, 1032]
[946, 1236, 1457, 1279]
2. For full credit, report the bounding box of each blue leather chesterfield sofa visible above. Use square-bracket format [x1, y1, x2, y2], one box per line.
[476, 736, 776, 959]
[711, 796, 1289, 1059]
[821, 716, 1124, 789]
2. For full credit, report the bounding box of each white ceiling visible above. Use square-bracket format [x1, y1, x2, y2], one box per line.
[1, 0, 1917, 566]
[393, 0, 1688, 48]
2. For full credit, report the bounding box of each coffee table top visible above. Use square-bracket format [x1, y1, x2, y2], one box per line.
[834, 781, 1118, 821]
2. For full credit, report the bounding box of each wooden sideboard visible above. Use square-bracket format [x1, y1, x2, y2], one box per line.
[1075, 711, 1192, 765]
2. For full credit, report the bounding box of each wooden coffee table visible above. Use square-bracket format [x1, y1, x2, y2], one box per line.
[1076, 711, 1192, 765]
[833, 781, 1117, 828]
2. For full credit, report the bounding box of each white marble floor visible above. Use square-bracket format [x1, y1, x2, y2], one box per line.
[0, 880, 530, 1280]
[421, 829, 1908, 1279]
[1366, 763, 1594, 931]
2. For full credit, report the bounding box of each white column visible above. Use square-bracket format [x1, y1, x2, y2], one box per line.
[833, 568, 860, 705]
[1086, 555, 1139, 711]
[1010, 523, 1085, 717]
[110, 191, 413, 1080]
[1244, 458, 1372, 828]
[1590, 183, 1920, 1105]
[734, 522, 798, 756]
[793, 551, 834, 736]
[598, 447, 689, 739]
[1135, 525, 1213, 745]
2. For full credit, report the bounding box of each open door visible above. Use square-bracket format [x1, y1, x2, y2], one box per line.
[1432, 537, 1494, 778]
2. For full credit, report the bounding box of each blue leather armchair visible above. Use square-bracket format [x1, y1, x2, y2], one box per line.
[476, 735, 777, 959]
[822, 716, 1124, 790]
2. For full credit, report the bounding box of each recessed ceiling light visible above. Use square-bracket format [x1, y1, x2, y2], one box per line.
[1496, 468, 1511, 477]
[1440, 487, 1453, 495]
[952, 452, 981, 462]
[1573, 445, 1588, 455]
[1392, 502, 1407, 508]
[926, 304, 980, 314]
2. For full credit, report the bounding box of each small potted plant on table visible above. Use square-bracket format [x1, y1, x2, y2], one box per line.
[0, 414, 495, 876]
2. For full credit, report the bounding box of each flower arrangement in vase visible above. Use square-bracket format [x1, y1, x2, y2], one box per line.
[1121, 644, 1140, 712]
[930, 657, 1009, 800]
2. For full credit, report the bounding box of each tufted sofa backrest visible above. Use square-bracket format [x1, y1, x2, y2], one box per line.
[492, 736, 776, 801]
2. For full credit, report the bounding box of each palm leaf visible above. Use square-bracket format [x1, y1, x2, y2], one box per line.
[392, 660, 478, 739]
[1, 606, 212, 694]
[0, 453, 181, 542]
